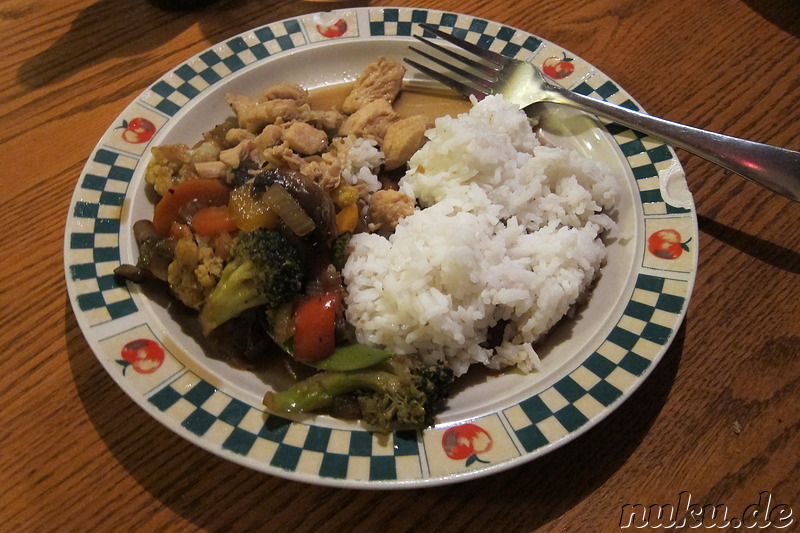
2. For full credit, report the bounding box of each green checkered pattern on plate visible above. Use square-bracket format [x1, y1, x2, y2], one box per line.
[68, 148, 137, 325]
[508, 273, 687, 452]
[144, 272, 687, 478]
[147, 20, 306, 116]
[572, 79, 690, 214]
[370, 9, 542, 57]
[65, 9, 695, 482]
[148, 376, 422, 481]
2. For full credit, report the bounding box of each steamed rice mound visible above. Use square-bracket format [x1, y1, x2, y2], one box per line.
[343, 95, 618, 377]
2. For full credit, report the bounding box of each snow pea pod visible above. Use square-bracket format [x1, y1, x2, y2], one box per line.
[309, 343, 392, 371]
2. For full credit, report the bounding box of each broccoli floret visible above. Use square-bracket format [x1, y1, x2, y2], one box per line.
[199, 228, 303, 335]
[357, 356, 455, 431]
[263, 354, 455, 432]
[331, 231, 352, 272]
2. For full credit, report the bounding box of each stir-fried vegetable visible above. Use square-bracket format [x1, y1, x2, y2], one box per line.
[228, 182, 280, 232]
[152, 178, 231, 236]
[262, 184, 316, 237]
[199, 228, 303, 335]
[310, 343, 392, 371]
[335, 202, 359, 233]
[191, 206, 238, 236]
[264, 354, 454, 432]
[291, 292, 340, 363]
[117, 58, 456, 431]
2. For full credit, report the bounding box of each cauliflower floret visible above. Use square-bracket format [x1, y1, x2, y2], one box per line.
[145, 144, 192, 196]
[145, 142, 225, 196]
[167, 237, 223, 310]
[196, 245, 224, 289]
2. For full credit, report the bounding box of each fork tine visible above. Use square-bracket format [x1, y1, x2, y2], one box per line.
[403, 58, 489, 101]
[412, 35, 499, 77]
[408, 46, 496, 90]
[419, 23, 508, 66]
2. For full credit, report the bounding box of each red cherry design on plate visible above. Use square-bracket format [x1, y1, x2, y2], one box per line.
[316, 18, 348, 39]
[117, 339, 165, 375]
[648, 229, 691, 260]
[542, 53, 575, 80]
[442, 423, 493, 466]
[117, 117, 156, 144]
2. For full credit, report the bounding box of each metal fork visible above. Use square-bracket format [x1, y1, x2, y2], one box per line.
[406, 23, 800, 202]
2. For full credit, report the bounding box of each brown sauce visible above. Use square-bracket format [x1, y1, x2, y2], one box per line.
[306, 82, 353, 111]
[393, 89, 473, 121]
[308, 81, 472, 122]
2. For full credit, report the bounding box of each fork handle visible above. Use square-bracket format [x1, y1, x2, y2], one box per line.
[544, 85, 800, 202]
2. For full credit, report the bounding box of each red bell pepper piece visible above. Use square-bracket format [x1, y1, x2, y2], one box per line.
[292, 292, 340, 363]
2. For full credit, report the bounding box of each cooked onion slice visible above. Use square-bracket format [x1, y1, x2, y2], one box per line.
[262, 183, 316, 236]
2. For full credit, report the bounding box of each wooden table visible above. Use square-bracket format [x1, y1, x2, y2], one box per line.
[2, 0, 798, 530]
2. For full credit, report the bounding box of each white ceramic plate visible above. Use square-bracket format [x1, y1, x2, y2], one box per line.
[64, 7, 697, 488]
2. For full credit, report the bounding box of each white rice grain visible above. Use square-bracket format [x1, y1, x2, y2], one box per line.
[343, 95, 618, 376]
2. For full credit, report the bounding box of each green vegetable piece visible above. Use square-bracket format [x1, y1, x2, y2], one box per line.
[331, 231, 352, 271]
[199, 228, 303, 335]
[263, 354, 455, 432]
[264, 370, 402, 414]
[310, 343, 392, 371]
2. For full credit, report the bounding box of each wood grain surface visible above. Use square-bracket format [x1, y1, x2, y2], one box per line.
[1, 0, 798, 531]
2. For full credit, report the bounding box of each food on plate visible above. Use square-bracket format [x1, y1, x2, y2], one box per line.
[116, 57, 618, 431]
[345, 95, 618, 377]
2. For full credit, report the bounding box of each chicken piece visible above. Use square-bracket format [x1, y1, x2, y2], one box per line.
[282, 121, 328, 155]
[338, 99, 397, 142]
[381, 114, 431, 170]
[367, 189, 415, 233]
[262, 82, 308, 103]
[190, 140, 221, 164]
[226, 93, 304, 132]
[219, 140, 254, 168]
[298, 137, 351, 189]
[299, 157, 342, 189]
[254, 124, 283, 150]
[342, 57, 406, 114]
[194, 161, 229, 179]
[304, 108, 346, 135]
[225, 128, 255, 145]
[262, 142, 305, 171]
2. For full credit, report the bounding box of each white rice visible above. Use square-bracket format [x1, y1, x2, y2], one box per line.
[342, 95, 618, 376]
[338, 136, 383, 192]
